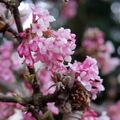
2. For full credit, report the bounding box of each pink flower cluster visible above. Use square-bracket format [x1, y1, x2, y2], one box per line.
[82, 28, 120, 74]
[38, 57, 104, 100]
[17, 7, 104, 101]
[107, 101, 120, 120]
[17, 7, 76, 72]
[16, 8, 104, 117]
[81, 108, 110, 120]
[69, 56, 104, 99]
[0, 41, 17, 83]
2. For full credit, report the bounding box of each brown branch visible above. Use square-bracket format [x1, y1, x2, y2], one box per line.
[0, 94, 30, 107]
[0, 94, 19, 103]
[11, 2, 40, 94]
[28, 67, 40, 94]
[12, 6, 23, 33]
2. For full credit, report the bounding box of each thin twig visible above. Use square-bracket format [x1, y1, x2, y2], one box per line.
[0, 94, 18, 103]
[28, 66, 40, 94]
[12, 6, 23, 32]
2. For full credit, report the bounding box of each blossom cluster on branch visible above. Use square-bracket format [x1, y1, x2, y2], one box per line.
[0, 1, 108, 120]
[17, 6, 104, 99]
[16, 6, 105, 119]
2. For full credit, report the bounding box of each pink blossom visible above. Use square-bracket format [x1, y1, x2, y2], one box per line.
[82, 28, 119, 74]
[18, 22, 76, 72]
[17, 8, 104, 101]
[32, 7, 55, 32]
[18, 11, 76, 72]
[17, 34, 35, 67]
[69, 56, 104, 99]
[47, 102, 59, 115]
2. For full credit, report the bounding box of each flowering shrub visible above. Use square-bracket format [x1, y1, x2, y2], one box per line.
[0, 1, 108, 120]
[17, 7, 104, 100]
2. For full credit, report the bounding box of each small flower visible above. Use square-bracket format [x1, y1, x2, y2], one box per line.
[47, 102, 59, 115]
